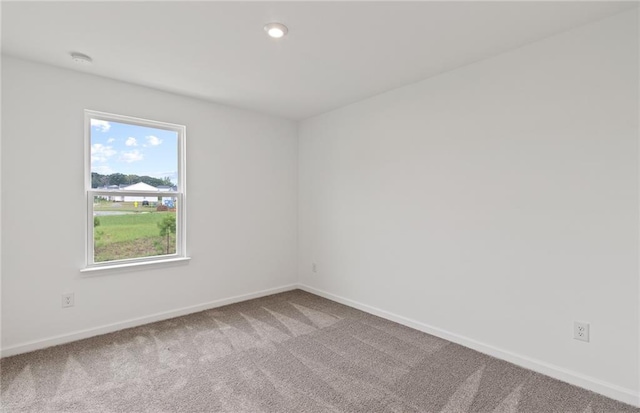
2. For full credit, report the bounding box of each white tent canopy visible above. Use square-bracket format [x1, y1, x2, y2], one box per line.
[122, 182, 162, 202]
[122, 182, 158, 192]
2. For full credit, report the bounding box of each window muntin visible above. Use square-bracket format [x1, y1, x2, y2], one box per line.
[85, 110, 186, 269]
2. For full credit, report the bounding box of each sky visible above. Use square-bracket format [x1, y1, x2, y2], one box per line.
[90, 118, 178, 183]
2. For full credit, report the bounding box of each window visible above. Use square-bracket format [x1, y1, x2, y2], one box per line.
[84, 110, 187, 270]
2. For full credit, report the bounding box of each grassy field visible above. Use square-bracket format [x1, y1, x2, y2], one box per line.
[94, 211, 176, 262]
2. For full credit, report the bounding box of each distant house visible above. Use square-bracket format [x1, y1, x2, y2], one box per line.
[157, 185, 178, 205]
[96, 182, 177, 203]
[95, 184, 126, 202]
[157, 185, 178, 192]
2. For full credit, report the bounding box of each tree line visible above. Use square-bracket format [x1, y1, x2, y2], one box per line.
[92, 172, 173, 188]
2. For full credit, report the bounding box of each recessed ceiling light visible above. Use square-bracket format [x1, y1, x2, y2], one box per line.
[70, 52, 92, 65]
[264, 22, 288, 39]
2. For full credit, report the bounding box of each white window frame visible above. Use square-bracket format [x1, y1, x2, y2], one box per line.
[82, 110, 187, 272]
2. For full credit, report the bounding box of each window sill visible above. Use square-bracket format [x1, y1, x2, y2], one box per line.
[81, 256, 191, 274]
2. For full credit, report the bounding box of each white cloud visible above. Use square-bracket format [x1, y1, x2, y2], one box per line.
[107, 137, 116, 143]
[91, 143, 117, 163]
[90, 119, 111, 132]
[120, 150, 144, 163]
[145, 135, 162, 146]
[125, 137, 138, 147]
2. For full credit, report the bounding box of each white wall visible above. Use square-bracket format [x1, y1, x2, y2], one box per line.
[1, 56, 298, 352]
[2, 7, 639, 407]
[299, 10, 639, 402]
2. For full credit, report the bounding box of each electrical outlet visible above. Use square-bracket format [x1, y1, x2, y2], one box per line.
[312, 263, 317, 273]
[62, 293, 74, 308]
[574, 321, 589, 342]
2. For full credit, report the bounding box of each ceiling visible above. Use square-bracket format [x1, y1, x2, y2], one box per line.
[2, 1, 637, 120]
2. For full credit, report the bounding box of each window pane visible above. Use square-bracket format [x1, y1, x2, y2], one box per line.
[93, 195, 178, 262]
[90, 118, 179, 190]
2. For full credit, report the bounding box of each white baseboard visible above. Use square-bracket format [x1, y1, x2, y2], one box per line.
[298, 284, 640, 408]
[4, 282, 638, 407]
[1, 284, 298, 358]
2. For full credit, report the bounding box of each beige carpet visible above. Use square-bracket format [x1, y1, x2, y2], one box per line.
[1, 290, 638, 413]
